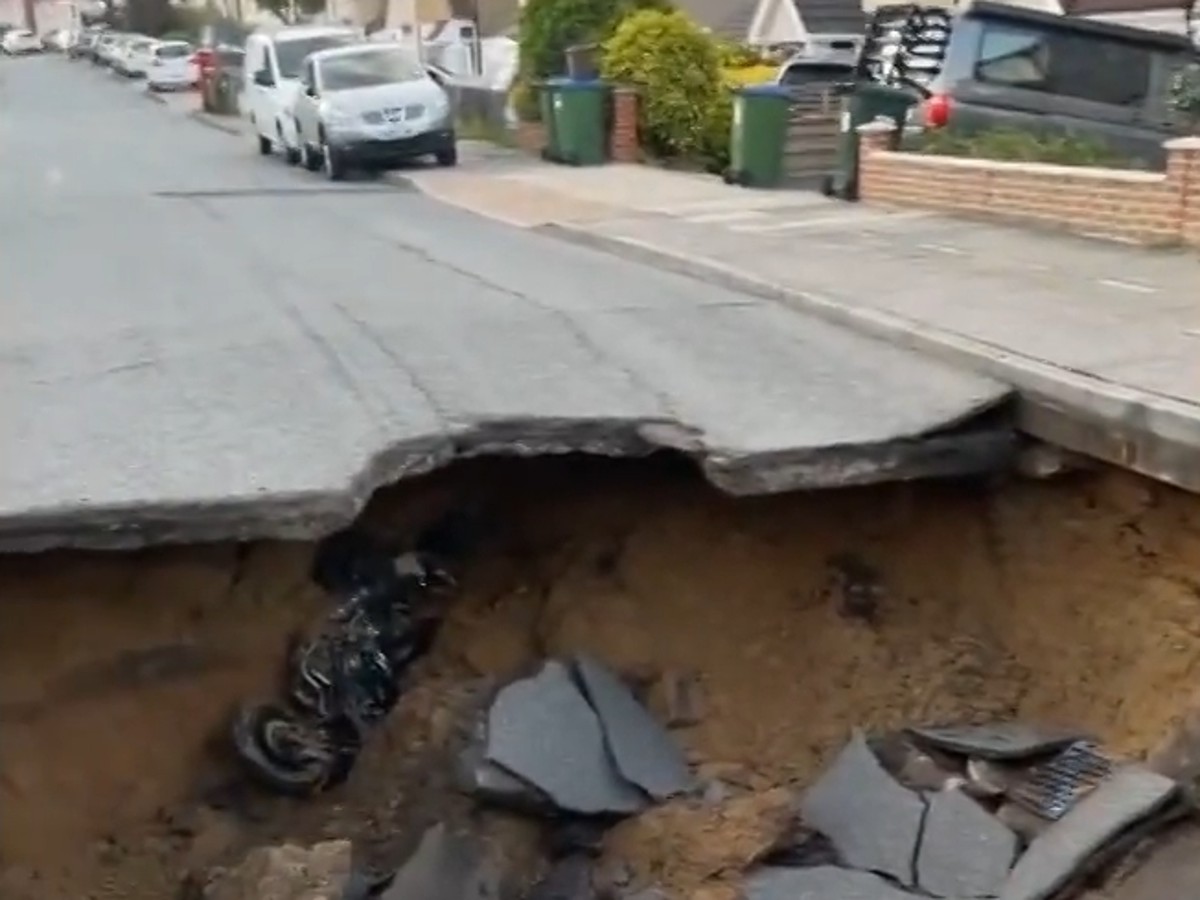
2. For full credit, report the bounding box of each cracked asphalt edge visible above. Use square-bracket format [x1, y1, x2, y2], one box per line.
[0, 412, 1014, 552]
[535, 223, 1200, 495]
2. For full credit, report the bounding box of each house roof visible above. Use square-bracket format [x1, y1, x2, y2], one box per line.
[794, 0, 865, 34]
[1060, 0, 1188, 13]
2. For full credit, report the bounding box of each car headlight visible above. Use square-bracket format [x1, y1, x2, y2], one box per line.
[321, 104, 361, 131]
[429, 94, 451, 121]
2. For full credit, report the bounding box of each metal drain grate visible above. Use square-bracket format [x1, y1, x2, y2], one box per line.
[1007, 739, 1115, 821]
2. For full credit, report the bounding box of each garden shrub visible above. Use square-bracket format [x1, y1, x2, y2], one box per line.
[700, 86, 734, 172]
[722, 63, 778, 86]
[517, 0, 674, 82]
[599, 9, 723, 159]
[915, 127, 1144, 169]
[713, 38, 768, 69]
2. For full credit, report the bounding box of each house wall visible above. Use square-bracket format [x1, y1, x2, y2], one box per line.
[748, 0, 804, 45]
[1080, 9, 1191, 34]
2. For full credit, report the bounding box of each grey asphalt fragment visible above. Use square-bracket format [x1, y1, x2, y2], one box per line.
[744, 865, 924, 900]
[800, 732, 926, 886]
[484, 661, 649, 815]
[379, 823, 500, 900]
[999, 767, 1181, 900]
[1, 57, 1013, 551]
[916, 788, 1017, 897]
[572, 653, 693, 800]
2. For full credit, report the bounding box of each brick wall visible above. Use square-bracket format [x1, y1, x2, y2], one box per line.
[857, 121, 1200, 249]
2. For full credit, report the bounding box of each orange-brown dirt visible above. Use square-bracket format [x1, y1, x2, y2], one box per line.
[2, 455, 1200, 900]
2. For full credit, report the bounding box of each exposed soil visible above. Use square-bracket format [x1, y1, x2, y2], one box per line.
[2, 455, 1199, 900]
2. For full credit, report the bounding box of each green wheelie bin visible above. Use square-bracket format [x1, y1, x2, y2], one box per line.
[725, 83, 792, 188]
[547, 78, 610, 166]
[823, 81, 922, 200]
[538, 78, 564, 162]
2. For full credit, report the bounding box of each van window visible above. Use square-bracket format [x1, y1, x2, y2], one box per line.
[973, 23, 1152, 107]
[155, 43, 191, 59]
[275, 34, 355, 79]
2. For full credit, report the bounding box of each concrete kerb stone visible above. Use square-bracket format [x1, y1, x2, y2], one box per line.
[538, 223, 1200, 493]
[186, 109, 245, 136]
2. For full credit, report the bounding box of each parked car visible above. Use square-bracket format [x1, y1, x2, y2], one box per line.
[113, 36, 154, 76]
[877, 1, 1199, 167]
[2, 28, 43, 55]
[93, 32, 123, 66]
[122, 37, 159, 78]
[242, 23, 360, 162]
[289, 42, 456, 179]
[145, 40, 196, 91]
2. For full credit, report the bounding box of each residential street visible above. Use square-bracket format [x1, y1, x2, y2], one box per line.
[0, 56, 1010, 550]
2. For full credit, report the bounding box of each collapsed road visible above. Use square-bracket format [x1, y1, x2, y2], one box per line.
[4, 56, 1200, 900]
[0, 56, 1014, 551]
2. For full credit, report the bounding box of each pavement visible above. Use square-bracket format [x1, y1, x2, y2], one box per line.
[378, 161, 1200, 492]
[0, 56, 1014, 551]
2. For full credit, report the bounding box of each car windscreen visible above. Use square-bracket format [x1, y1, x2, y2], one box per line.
[155, 43, 192, 59]
[779, 62, 854, 85]
[131, 40, 153, 52]
[319, 48, 426, 90]
[275, 34, 355, 80]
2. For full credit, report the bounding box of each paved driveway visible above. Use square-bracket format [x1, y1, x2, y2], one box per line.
[0, 57, 1011, 549]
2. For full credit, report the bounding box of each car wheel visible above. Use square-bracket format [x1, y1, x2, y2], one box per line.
[300, 142, 321, 172]
[434, 145, 458, 167]
[322, 141, 347, 182]
[278, 123, 301, 165]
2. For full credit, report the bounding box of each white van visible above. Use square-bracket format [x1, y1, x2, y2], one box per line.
[243, 24, 360, 162]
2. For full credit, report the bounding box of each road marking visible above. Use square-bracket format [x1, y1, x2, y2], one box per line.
[1097, 278, 1157, 294]
[731, 210, 933, 234]
[917, 242, 965, 255]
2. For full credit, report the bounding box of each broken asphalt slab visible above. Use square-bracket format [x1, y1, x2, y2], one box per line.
[572, 653, 693, 800]
[745, 865, 926, 900]
[916, 789, 1017, 898]
[8, 173, 1013, 550]
[999, 767, 1181, 900]
[538, 222, 1200, 496]
[379, 823, 500, 900]
[800, 732, 926, 886]
[483, 660, 650, 816]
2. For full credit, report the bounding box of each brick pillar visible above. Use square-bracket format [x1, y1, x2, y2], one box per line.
[857, 118, 897, 155]
[1165, 136, 1200, 249]
[609, 87, 639, 165]
[855, 118, 898, 201]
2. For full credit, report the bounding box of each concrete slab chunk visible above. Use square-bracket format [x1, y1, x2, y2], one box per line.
[572, 653, 693, 800]
[485, 661, 648, 815]
[916, 789, 1017, 897]
[1000, 767, 1180, 900]
[379, 823, 500, 900]
[745, 865, 924, 900]
[800, 732, 926, 886]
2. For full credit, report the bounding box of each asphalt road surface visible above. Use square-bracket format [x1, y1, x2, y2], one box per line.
[0, 56, 1011, 549]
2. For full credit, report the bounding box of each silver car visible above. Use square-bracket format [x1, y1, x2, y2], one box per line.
[289, 43, 456, 180]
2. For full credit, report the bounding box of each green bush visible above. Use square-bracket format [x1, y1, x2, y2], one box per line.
[700, 86, 734, 172]
[713, 38, 768, 69]
[600, 9, 723, 159]
[517, 0, 672, 81]
[914, 127, 1143, 169]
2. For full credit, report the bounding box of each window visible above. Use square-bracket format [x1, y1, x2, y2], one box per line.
[155, 43, 191, 59]
[974, 23, 1151, 107]
[318, 48, 426, 91]
[274, 34, 355, 80]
